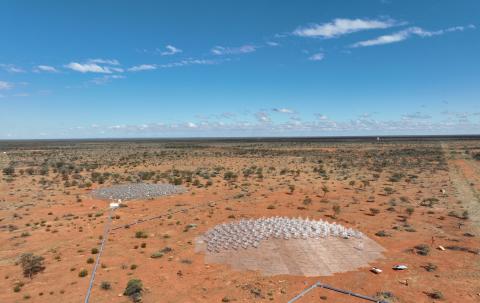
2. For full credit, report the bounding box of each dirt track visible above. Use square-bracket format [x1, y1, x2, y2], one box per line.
[442, 142, 480, 231]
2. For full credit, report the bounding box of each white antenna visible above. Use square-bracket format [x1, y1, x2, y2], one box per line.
[203, 217, 363, 252]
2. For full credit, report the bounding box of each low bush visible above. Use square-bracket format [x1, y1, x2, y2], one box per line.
[135, 231, 148, 239]
[78, 269, 88, 277]
[124, 279, 143, 302]
[18, 253, 45, 278]
[428, 290, 444, 300]
[414, 244, 430, 256]
[100, 281, 111, 290]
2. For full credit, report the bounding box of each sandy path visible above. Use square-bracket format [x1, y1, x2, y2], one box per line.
[441, 143, 480, 231]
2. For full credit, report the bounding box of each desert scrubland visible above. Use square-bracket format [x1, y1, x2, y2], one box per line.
[0, 138, 479, 303]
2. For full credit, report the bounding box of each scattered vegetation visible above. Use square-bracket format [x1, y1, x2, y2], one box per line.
[18, 253, 45, 278]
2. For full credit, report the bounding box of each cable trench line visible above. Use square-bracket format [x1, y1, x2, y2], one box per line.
[84, 207, 114, 303]
[288, 282, 389, 303]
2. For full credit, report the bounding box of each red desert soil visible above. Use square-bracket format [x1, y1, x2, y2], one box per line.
[0, 140, 479, 303]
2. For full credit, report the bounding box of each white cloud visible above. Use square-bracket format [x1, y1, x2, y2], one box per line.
[294, 18, 397, 38]
[351, 24, 475, 48]
[108, 67, 124, 73]
[221, 112, 236, 119]
[445, 24, 476, 32]
[128, 64, 157, 72]
[441, 110, 471, 121]
[158, 58, 218, 68]
[0, 81, 12, 90]
[76, 113, 480, 137]
[88, 58, 120, 65]
[308, 52, 325, 61]
[65, 62, 113, 73]
[351, 27, 434, 47]
[159, 45, 182, 56]
[266, 41, 280, 47]
[0, 64, 25, 73]
[34, 65, 59, 73]
[211, 45, 257, 55]
[65, 58, 123, 73]
[315, 114, 329, 120]
[273, 108, 295, 114]
[90, 74, 125, 85]
[352, 32, 408, 47]
[255, 111, 271, 123]
[402, 112, 432, 120]
[127, 59, 218, 72]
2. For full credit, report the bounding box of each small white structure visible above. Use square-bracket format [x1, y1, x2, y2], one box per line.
[371, 267, 382, 274]
[109, 202, 120, 209]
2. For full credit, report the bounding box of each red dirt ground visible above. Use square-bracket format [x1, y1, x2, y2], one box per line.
[1, 140, 479, 303]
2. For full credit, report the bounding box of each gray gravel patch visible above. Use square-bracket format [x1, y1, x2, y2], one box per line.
[91, 183, 186, 201]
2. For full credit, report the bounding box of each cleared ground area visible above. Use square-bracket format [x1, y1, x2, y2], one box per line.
[196, 217, 384, 277]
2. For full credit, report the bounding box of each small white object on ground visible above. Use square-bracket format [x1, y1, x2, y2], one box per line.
[393, 264, 408, 270]
[371, 267, 382, 274]
[109, 202, 120, 209]
[438, 245, 445, 251]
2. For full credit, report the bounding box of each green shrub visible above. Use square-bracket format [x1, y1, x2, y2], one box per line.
[424, 263, 438, 272]
[18, 253, 45, 278]
[2, 166, 15, 176]
[150, 251, 164, 258]
[473, 153, 480, 161]
[124, 279, 143, 302]
[100, 281, 111, 290]
[375, 291, 396, 302]
[420, 197, 439, 207]
[428, 290, 444, 300]
[135, 231, 148, 239]
[414, 244, 430, 256]
[375, 230, 390, 237]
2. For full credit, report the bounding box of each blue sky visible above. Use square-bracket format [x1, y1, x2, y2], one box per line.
[0, 0, 479, 139]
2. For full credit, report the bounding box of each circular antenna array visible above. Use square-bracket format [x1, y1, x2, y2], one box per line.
[204, 217, 363, 253]
[91, 183, 185, 201]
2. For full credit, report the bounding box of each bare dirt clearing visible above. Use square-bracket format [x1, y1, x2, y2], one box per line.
[198, 236, 384, 277]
